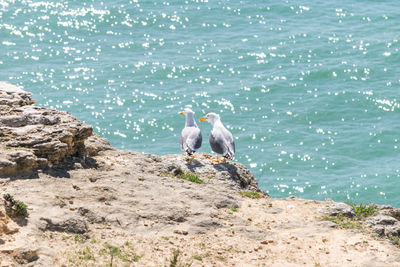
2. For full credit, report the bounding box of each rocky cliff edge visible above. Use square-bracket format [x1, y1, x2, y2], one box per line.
[1, 83, 400, 267]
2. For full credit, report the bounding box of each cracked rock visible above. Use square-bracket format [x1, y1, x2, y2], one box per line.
[39, 217, 88, 234]
[329, 202, 355, 217]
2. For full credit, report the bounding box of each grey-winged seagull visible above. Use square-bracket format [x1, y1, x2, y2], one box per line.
[179, 108, 202, 156]
[199, 112, 235, 162]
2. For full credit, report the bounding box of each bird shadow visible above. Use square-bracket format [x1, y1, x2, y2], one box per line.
[183, 157, 206, 172]
[212, 161, 237, 173]
[212, 161, 249, 187]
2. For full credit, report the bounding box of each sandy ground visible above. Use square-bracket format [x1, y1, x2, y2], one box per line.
[54, 198, 400, 267]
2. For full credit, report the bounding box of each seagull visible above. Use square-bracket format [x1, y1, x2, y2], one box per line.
[199, 112, 235, 162]
[179, 108, 202, 157]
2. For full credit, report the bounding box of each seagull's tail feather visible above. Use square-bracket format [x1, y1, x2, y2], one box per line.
[223, 151, 235, 160]
[185, 148, 195, 156]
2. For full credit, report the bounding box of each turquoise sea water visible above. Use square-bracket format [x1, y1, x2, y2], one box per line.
[1, 1, 400, 206]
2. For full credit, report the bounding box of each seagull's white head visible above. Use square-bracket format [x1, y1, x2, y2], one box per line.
[180, 108, 197, 126]
[179, 108, 194, 116]
[199, 112, 220, 125]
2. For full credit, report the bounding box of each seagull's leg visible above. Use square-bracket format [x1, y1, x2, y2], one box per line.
[214, 155, 220, 163]
[222, 157, 227, 162]
[188, 154, 196, 164]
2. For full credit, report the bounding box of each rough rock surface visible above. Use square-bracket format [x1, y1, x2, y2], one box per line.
[0, 83, 99, 177]
[161, 154, 262, 192]
[39, 217, 88, 234]
[328, 200, 400, 240]
[364, 206, 400, 238]
[329, 202, 356, 217]
[0, 82, 35, 110]
[1, 83, 400, 266]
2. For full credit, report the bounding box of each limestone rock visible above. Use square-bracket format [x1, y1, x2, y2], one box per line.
[378, 205, 400, 221]
[365, 215, 398, 226]
[84, 134, 113, 157]
[78, 207, 105, 224]
[161, 153, 266, 194]
[39, 217, 88, 234]
[12, 247, 39, 264]
[213, 196, 240, 209]
[193, 219, 222, 230]
[329, 202, 355, 217]
[365, 215, 400, 237]
[0, 204, 19, 236]
[0, 82, 94, 176]
[0, 82, 35, 111]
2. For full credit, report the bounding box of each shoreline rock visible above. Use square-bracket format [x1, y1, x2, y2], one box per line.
[0, 83, 100, 177]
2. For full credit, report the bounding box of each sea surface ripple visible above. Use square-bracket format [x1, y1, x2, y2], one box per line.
[1, 0, 400, 206]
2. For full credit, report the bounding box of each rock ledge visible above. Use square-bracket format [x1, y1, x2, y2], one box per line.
[0, 83, 110, 176]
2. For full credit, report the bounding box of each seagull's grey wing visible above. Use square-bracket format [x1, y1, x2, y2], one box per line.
[210, 127, 235, 160]
[181, 127, 202, 155]
[179, 130, 185, 151]
[186, 127, 202, 151]
[222, 129, 235, 160]
[209, 129, 225, 155]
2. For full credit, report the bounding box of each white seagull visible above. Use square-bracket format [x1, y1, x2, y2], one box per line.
[199, 112, 235, 162]
[179, 108, 202, 156]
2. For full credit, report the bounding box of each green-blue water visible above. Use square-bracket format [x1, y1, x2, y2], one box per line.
[1, 0, 400, 206]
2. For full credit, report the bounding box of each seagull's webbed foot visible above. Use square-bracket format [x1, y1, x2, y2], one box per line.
[187, 155, 196, 164]
[213, 155, 220, 163]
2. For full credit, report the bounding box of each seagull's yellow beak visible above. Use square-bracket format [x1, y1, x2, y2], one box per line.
[199, 117, 207, 122]
[179, 111, 184, 115]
